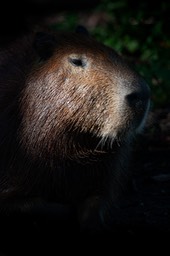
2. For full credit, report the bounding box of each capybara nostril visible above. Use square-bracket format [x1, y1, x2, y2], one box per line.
[126, 91, 148, 109]
[125, 79, 150, 111]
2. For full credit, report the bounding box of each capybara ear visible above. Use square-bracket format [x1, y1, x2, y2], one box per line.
[75, 25, 89, 36]
[33, 32, 57, 60]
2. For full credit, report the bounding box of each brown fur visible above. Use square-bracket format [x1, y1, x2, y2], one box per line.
[0, 30, 150, 230]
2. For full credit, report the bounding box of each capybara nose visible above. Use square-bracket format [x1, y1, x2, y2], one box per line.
[125, 80, 150, 111]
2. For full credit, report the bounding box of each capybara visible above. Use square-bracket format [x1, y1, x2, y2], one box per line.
[0, 27, 150, 231]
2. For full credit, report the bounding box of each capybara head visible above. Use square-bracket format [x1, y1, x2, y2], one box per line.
[0, 28, 150, 226]
[20, 29, 150, 161]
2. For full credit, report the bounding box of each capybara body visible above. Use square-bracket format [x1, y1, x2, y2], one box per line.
[0, 28, 150, 230]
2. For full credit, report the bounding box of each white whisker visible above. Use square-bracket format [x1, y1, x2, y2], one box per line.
[95, 135, 106, 150]
[95, 133, 119, 151]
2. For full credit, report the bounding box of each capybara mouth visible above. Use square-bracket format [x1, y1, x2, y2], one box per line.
[73, 131, 122, 153]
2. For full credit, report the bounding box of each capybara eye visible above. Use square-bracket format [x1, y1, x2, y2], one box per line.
[69, 57, 85, 67]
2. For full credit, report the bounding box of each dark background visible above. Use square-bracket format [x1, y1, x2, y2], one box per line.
[0, 0, 169, 253]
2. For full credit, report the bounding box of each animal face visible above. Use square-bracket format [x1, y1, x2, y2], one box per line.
[20, 32, 150, 157]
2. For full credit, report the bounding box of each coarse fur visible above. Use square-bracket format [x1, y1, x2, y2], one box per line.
[0, 28, 150, 231]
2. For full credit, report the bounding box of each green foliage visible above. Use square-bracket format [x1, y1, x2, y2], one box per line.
[51, 0, 170, 108]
